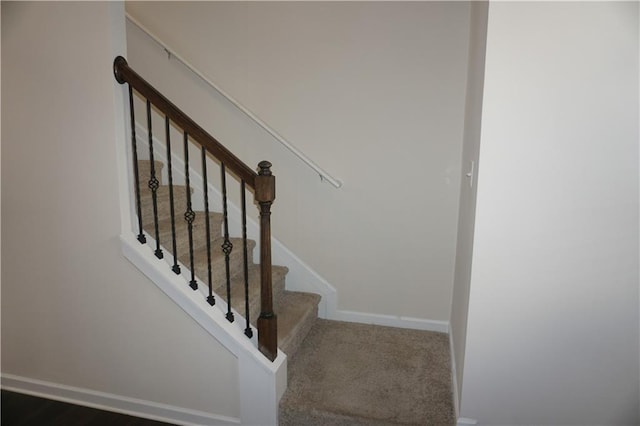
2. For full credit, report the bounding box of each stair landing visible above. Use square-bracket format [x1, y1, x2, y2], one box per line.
[279, 320, 455, 425]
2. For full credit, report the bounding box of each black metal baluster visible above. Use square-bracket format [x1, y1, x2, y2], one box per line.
[183, 131, 197, 290]
[128, 86, 146, 244]
[241, 180, 253, 338]
[202, 147, 215, 306]
[147, 100, 163, 259]
[166, 117, 180, 274]
[221, 163, 234, 323]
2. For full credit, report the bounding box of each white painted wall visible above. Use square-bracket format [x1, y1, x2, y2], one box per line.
[460, 2, 639, 425]
[125, 2, 471, 322]
[450, 1, 488, 413]
[1, 2, 241, 421]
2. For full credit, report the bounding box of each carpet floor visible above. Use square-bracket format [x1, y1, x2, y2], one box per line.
[279, 319, 455, 426]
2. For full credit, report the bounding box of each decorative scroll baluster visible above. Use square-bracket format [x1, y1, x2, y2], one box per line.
[166, 116, 180, 274]
[220, 163, 235, 322]
[147, 100, 163, 259]
[202, 147, 215, 306]
[183, 131, 197, 290]
[255, 161, 277, 361]
[128, 86, 146, 244]
[241, 181, 253, 338]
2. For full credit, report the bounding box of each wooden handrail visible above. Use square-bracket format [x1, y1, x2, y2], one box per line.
[114, 56, 277, 361]
[114, 56, 257, 187]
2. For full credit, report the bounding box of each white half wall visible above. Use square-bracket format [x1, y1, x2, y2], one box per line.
[1, 2, 242, 422]
[460, 2, 639, 425]
[125, 1, 472, 323]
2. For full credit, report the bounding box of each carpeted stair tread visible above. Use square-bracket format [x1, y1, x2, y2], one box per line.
[140, 185, 191, 225]
[203, 264, 289, 329]
[143, 211, 224, 257]
[211, 262, 288, 301]
[276, 291, 321, 358]
[279, 320, 455, 426]
[186, 238, 257, 283]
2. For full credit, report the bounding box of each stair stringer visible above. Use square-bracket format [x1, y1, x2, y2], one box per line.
[133, 122, 338, 319]
[121, 232, 287, 426]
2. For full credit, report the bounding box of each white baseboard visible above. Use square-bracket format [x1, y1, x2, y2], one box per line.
[457, 417, 478, 425]
[331, 309, 449, 333]
[1, 373, 240, 426]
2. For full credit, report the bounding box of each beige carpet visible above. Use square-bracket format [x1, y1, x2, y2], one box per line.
[279, 319, 455, 425]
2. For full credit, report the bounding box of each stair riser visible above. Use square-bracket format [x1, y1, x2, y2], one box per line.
[136, 160, 164, 183]
[279, 303, 317, 358]
[275, 292, 321, 359]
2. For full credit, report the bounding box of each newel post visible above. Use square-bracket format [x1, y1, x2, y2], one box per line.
[255, 161, 277, 361]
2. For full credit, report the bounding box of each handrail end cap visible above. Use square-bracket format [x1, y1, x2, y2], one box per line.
[113, 56, 128, 84]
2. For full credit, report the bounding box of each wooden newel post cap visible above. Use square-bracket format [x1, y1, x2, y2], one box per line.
[255, 161, 275, 203]
[258, 161, 273, 176]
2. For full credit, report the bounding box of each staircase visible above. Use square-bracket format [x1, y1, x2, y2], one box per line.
[137, 159, 320, 358]
[119, 57, 454, 425]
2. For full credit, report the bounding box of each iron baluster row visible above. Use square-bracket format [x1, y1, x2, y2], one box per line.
[202, 147, 215, 306]
[115, 56, 278, 361]
[221, 163, 235, 323]
[183, 131, 198, 291]
[128, 86, 146, 244]
[166, 116, 181, 275]
[241, 181, 253, 338]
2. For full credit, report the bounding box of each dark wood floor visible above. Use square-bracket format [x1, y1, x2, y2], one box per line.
[1, 390, 175, 425]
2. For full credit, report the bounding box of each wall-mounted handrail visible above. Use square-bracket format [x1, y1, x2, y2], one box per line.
[126, 12, 343, 189]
